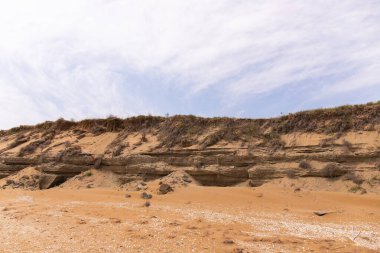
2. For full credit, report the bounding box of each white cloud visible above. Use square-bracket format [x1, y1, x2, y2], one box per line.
[0, 0, 379, 128]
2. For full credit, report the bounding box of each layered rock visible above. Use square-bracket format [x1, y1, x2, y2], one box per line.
[0, 103, 379, 188]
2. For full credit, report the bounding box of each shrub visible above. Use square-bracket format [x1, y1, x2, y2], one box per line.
[180, 139, 193, 147]
[77, 133, 86, 139]
[18, 141, 40, 157]
[319, 137, 334, 147]
[370, 175, 380, 183]
[201, 132, 224, 148]
[94, 158, 102, 169]
[141, 133, 148, 142]
[112, 144, 126, 157]
[321, 163, 346, 178]
[342, 172, 364, 185]
[63, 145, 83, 157]
[262, 132, 285, 150]
[299, 160, 312, 170]
[342, 139, 354, 152]
[286, 170, 297, 179]
[84, 171, 92, 177]
[7, 135, 29, 149]
[348, 185, 365, 193]
[91, 125, 107, 135]
[247, 144, 254, 156]
[18, 134, 54, 157]
[73, 129, 86, 135]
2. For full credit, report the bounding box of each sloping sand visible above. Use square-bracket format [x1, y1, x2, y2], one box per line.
[266, 171, 380, 194]
[77, 133, 119, 155]
[0, 167, 42, 190]
[60, 169, 121, 189]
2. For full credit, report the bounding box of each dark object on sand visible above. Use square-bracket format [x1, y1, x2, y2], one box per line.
[141, 192, 152, 199]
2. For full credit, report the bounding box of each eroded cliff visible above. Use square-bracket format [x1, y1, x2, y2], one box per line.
[0, 103, 379, 191]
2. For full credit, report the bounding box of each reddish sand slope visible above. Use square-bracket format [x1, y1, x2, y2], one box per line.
[0, 185, 379, 253]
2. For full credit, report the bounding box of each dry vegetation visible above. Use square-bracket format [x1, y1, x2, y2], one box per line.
[0, 102, 379, 151]
[342, 172, 365, 185]
[299, 160, 312, 170]
[320, 163, 348, 179]
[269, 101, 380, 133]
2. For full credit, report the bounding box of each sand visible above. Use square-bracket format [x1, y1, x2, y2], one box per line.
[121, 133, 159, 155]
[77, 132, 119, 155]
[0, 184, 379, 253]
[60, 169, 122, 189]
[267, 174, 380, 194]
[0, 167, 42, 190]
[281, 131, 380, 150]
[45, 133, 78, 155]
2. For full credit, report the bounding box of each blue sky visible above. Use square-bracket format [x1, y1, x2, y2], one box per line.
[0, 0, 379, 129]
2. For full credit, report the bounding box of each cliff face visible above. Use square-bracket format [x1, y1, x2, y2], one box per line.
[0, 103, 379, 189]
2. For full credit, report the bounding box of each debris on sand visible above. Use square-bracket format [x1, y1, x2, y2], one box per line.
[232, 248, 247, 253]
[314, 211, 329, 216]
[313, 210, 340, 217]
[0, 167, 40, 190]
[223, 239, 235, 244]
[0, 167, 60, 190]
[158, 183, 173, 194]
[156, 170, 199, 195]
[123, 180, 148, 191]
[141, 192, 152, 199]
[60, 168, 121, 189]
[123, 170, 199, 195]
[159, 171, 196, 186]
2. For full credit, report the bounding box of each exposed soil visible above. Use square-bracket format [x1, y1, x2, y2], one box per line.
[0, 185, 379, 253]
[60, 169, 122, 189]
[0, 103, 379, 252]
[0, 167, 42, 190]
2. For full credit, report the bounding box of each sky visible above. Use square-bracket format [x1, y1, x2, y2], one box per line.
[0, 0, 379, 129]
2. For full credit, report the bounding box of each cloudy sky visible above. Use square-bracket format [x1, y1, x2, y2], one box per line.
[0, 0, 379, 129]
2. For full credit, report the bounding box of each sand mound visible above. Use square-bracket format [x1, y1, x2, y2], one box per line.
[155, 171, 199, 194]
[159, 170, 199, 187]
[0, 167, 42, 190]
[60, 169, 121, 189]
[123, 170, 199, 195]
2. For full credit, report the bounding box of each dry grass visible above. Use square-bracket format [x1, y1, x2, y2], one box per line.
[261, 132, 285, 150]
[348, 185, 366, 194]
[111, 144, 126, 157]
[1, 103, 379, 150]
[18, 132, 55, 157]
[270, 102, 380, 134]
[7, 134, 29, 149]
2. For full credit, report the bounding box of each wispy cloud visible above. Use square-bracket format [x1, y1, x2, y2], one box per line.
[0, 0, 379, 129]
